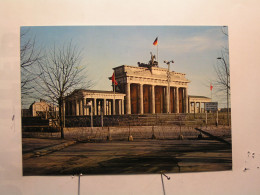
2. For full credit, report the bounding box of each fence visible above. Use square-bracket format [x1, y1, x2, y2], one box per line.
[65, 112, 231, 127]
[22, 123, 231, 142]
[22, 112, 231, 140]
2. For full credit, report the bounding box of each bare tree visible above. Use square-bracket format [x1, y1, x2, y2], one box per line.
[214, 26, 230, 126]
[20, 29, 42, 98]
[35, 42, 92, 138]
[215, 51, 230, 95]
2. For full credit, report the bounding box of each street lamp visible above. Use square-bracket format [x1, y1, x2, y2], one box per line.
[163, 60, 174, 114]
[86, 101, 93, 130]
[217, 57, 230, 126]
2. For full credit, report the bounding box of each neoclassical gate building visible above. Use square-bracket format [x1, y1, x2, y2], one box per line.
[65, 89, 125, 116]
[114, 65, 189, 114]
[65, 64, 211, 116]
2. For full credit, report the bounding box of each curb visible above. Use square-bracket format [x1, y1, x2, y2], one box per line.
[23, 140, 77, 159]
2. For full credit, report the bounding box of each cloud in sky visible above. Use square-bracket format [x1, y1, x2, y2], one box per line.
[160, 27, 227, 54]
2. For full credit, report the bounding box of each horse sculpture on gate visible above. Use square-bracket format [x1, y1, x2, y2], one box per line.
[138, 52, 158, 68]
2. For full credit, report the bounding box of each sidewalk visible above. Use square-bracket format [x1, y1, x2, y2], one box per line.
[22, 138, 77, 159]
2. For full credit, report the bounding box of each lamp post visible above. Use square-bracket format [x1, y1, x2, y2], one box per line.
[217, 57, 230, 126]
[86, 101, 93, 131]
[164, 60, 174, 114]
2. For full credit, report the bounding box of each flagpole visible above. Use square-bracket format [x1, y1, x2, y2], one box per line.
[157, 36, 159, 66]
[210, 83, 213, 100]
[157, 43, 158, 66]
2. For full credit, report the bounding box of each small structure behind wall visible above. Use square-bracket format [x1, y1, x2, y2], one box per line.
[188, 95, 211, 113]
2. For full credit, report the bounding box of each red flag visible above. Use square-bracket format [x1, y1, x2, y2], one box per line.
[210, 84, 213, 91]
[112, 73, 118, 85]
[153, 37, 158, 46]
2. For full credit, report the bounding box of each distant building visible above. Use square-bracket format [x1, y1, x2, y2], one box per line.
[29, 99, 59, 118]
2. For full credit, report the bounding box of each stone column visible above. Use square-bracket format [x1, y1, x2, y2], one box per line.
[185, 88, 189, 113]
[105, 100, 108, 115]
[103, 99, 106, 115]
[139, 84, 144, 114]
[113, 98, 116, 115]
[109, 101, 112, 115]
[108, 100, 111, 115]
[126, 83, 131, 114]
[79, 99, 83, 115]
[76, 100, 79, 116]
[151, 85, 155, 114]
[175, 87, 179, 113]
[118, 100, 121, 115]
[83, 98, 86, 115]
[121, 98, 125, 115]
[194, 102, 196, 114]
[93, 98, 97, 115]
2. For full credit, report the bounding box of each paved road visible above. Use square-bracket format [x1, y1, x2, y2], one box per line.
[23, 137, 231, 176]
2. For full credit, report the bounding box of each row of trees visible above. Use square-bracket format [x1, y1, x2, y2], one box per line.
[21, 29, 91, 138]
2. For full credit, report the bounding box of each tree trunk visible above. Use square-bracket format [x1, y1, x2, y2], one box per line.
[59, 98, 64, 139]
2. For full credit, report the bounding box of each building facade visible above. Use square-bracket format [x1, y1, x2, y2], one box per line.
[65, 89, 125, 116]
[65, 65, 211, 116]
[114, 65, 190, 114]
[188, 95, 211, 113]
[29, 99, 58, 118]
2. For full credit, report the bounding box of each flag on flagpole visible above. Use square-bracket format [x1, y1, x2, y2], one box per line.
[153, 37, 158, 46]
[112, 73, 118, 85]
[210, 83, 213, 91]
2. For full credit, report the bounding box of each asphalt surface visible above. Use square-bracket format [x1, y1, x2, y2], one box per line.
[22, 127, 232, 176]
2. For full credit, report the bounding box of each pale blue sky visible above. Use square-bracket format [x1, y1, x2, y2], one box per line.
[21, 26, 229, 107]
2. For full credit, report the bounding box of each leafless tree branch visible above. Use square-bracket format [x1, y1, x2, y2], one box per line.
[213, 26, 230, 125]
[20, 29, 43, 99]
[33, 41, 92, 138]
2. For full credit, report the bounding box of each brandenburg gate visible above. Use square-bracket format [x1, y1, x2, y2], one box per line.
[65, 61, 212, 116]
[114, 65, 190, 114]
